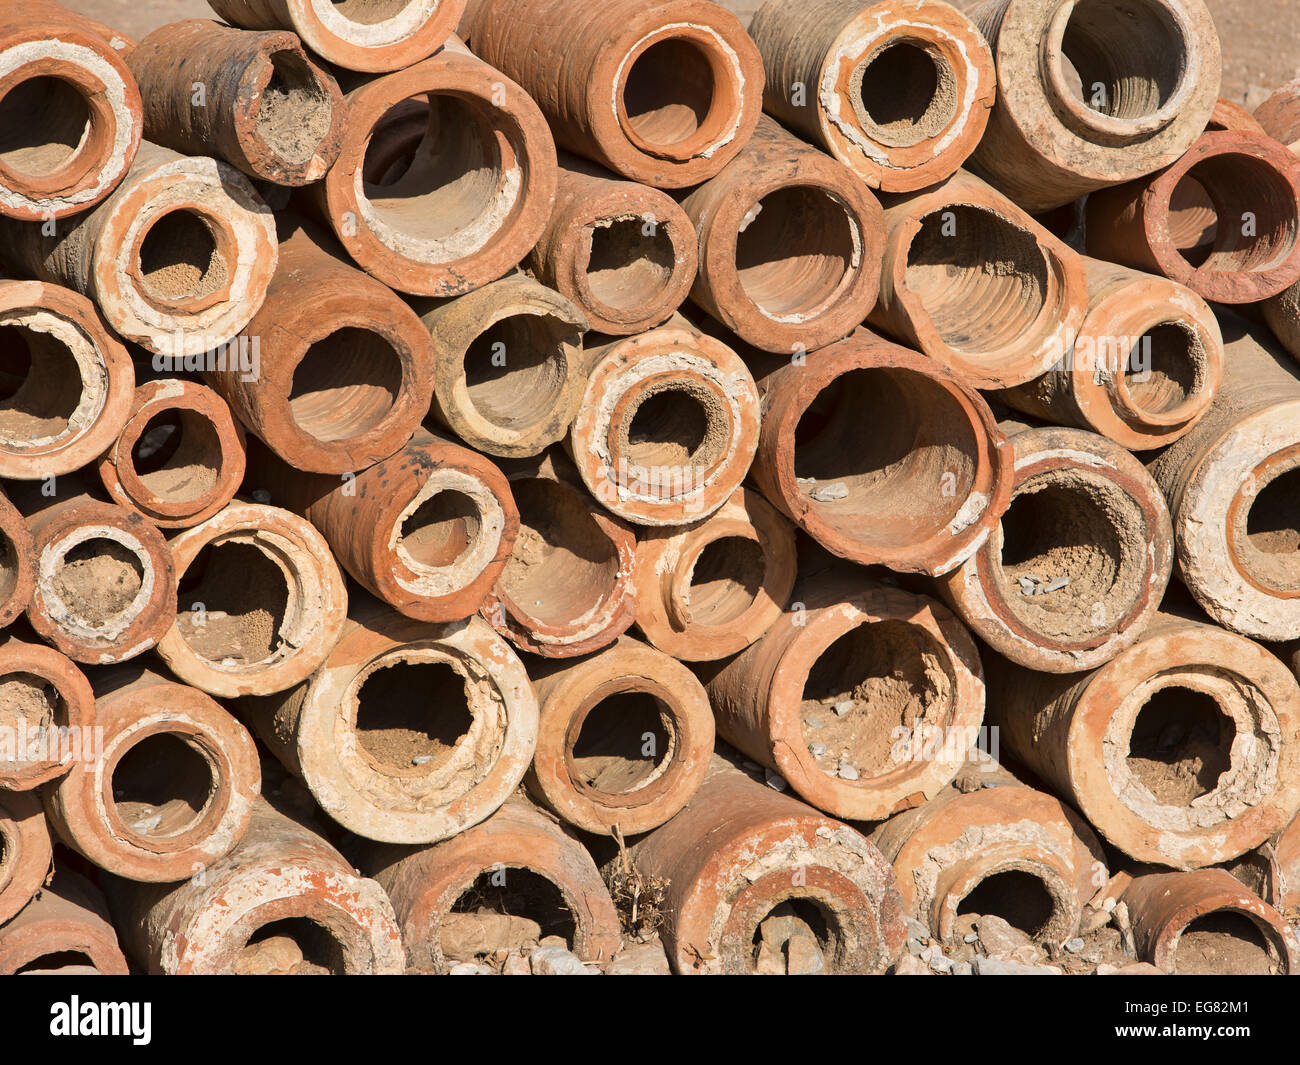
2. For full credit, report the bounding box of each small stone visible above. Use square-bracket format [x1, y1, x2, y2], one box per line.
[448, 962, 495, 975]
[905, 918, 930, 942]
[832, 700, 854, 717]
[764, 768, 787, 791]
[1040, 576, 1069, 593]
[502, 952, 531, 976]
[785, 934, 826, 975]
[1096, 962, 1163, 976]
[1065, 937, 1086, 954]
[251, 488, 271, 504]
[132, 812, 162, 833]
[795, 476, 816, 485]
[894, 954, 930, 976]
[809, 482, 849, 502]
[972, 957, 1061, 976]
[804, 717, 824, 730]
[975, 914, 1036, 957]
[951, 961, 973, 976]
[809, 741, 828, 757]
[963, 932, 979, 944]
[412, 755, 434, 766]
[930, 954, 953, 974]
[234, 935, 303, 976]
[529, 945, 593, 975]
[1017, 575, 1039, 594]
[837, 761, 860, 781]
[906, 937, 927, 957]
[919, 945, 934, 963]
[605, 940, 671, 976]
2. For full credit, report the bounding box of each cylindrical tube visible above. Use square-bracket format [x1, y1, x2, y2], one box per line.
[0, 487, 35, 627]
[0, 789, 52, 924]
[1255, 77, 1300, 152]
[0, 870, 128, 974]
[0, 636, 94, 790]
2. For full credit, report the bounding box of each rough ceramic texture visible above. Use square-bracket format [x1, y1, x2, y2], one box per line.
[0, 636, 95, 790]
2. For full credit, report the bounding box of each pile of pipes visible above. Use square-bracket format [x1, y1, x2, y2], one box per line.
[4, 0, 1300, 977]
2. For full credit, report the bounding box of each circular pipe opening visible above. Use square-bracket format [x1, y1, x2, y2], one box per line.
[1169, 155, 1299, 274]
[0, 324, 84, 447]
[254, 51, 333, 165]
[0, 672, 65, 759]
[0, 76, 91, 178]
[129, 409, 221, 504]
[353, 659, 472, 774]
[1174, 911, 1283, 975]
[51, 538, 144, 628]
[1118, 321, 1201, 417]
[750, 897, 841, 974]
[398, 490, 480, 571]
[624, 387, 714, 470]
[236, 917, 347, 975]
[853, 40, 956, 148]
[585, 217, 675, 311]
[0, 529, 16, 603]
[956, 870, 1058, 939]
[328, 0, 411, 26]
[461, 315, 568, 431]
[136, 209, 230, 303]
[622, 38, 715, 149]
[15, 951, 96, 975]
[1243, 465, 1300, 591]
[685, 536, 764, 627]
[569, 690, 674, 798]
[450, 867, 577, 954]
[1126, 687, 1233, 805]
[177, 540, 290, 665]
[289, 327, 403, 443]
[111, 732, 214, 839]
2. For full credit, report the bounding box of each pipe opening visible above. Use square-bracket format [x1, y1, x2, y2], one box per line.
[399, 490, 479, 571]
[1243, 465, 1300, 591]
[1127, 687, 1233, 805]
[354, 660, 471, 774]
[451, 867, 577, 950]
[15, 951, 95, 975]
[750, 897, 838, 974]
[237, 917, 346, 975]
[255, 51, 334, 166]
[586, 217, 675, 311]
[329, 0, 410, 25]
[111, 732, 214, 838]
[500, 478, 620, 629]
[906, 205, 1049, 355]
[1174, 911, 1282, 975]
[570, 690, 674, 797]
[622, 38, 715, 149]
[1056, 0, 1187, 120]
[0, 528, 15, 603]
[1167, 176, 1218, 267]
[792, 367, 978, 549]
[1120, 322, 1201, 416]
[686, 535, 764, 627]
[0, 324, 83, 445]
[462, 315, 568, 431]
[51, 539, 144, 627]
[956, 870, 1057, 939]
[137, 209, 229, 303]
[0, 672, 63, 753]
[289, 327, 403, 443]
[177, 541, 290, 665]
[736, 185, 856, 319]
[625, 387, 716, 470]
[0, 76, 91, 177]
[1170, 156, 1299, 274]
[800, 619, 953, 779]
[129, 409, 221, 503]
[854, 40, 956, 148]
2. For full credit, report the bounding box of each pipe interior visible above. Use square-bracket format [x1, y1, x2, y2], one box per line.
[461, 314, 569, 431]
[111, 731, 214, 838]
[354, 659, 472, 774]
[749, 897, 840, 975]
[136, 209, 229, 303]
[0, 324, 83, 445]
[289, 327, 403, 443]
[854, 40, 956, 147]
[1119, 321, 1201, 415]
[398, 490, 480, 571]
[129, 408, 222, 503]
[585, 216, 675, 311]
[1170, 155, 1299, 274]
[1173, 912, 1282, 975]
[177, 540, 290, 665]
[955, 870, 1058, 940]
[0, 76, 91, 177]
[685, 535, 764, 628]
[237, 917, 347, 975]
[570, 689, 673, 797]
[254, 50, 334, 165]
[1243, 464, 1300, 591]
[51, 538, 144, 627]
[622, 37, 715, 149]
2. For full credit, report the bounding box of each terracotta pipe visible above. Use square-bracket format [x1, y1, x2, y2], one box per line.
[936, 425, 1172, 673]
[868, 168, 1089, 389]
[1123, 868, 1300, 974]
[681, 115, 883, 354]
[985, 611, 1300, 870]
[633, 486, 796, 661]
[44, 666, 260, 883]
[999, 258, 1224, 451]
[749, 329, 1012, 576]
[964, 0, 1221, 213]
[0, 141, 277, 358]
[525, 635, 714, 835]
[1207, 97, 1266, 135]
[97, 378, 247, 529]
[0, 0, 141, 221]
[482, 450, 638, 659]
[461, 0, 762, 189]
[415, 272, 588, 458]
[748, 0, 994, 193]
[569, 316, 760, 526]
[105, 796, 406, 974]
[628, 757, 906, 974]
[0, 870, 128, 974]
[207, 0, 463, 73]
[234, 595, 538, 845]
[1259, 814, 1300, 916]
[529, 154, 697, 335]
[0, 487, 34, 627]
[705, 570, 984, 822]
[0, 280, 135, 480]
[155, 501, 348, 698]
[246, 431, 518, 623]
[365, 796, 622, 972]
[872, 783, 1107, 948]
[0, 635, 95, 790]
[127, 20, 344, 186]
[1086, 131, 1300, 304]
[314, 38, 556, 297]
[205, 221, 432, 475]
[1146, 317, 1300, 641]
[1255, 78, 1300, 153]
[0, 789, 52, 924]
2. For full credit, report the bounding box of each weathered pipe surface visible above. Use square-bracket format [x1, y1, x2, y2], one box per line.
[206, 221, 431, 475]
[749, 329, 1012, 576]
[1086, 132, 1300, 304]
[155, 501, 347, 699]
[44, 666, 260, 883]
[246, 431, 518, 623]
[569, 316, 760, 527]
[633, 486, 796, 661]
[207, 0, 464, 74]
[999, 258, 1224, 451]
[127, 20, 344, 186]
[936, 425, 1172, 674]
[964, 0, 1221, 213]
[366, 796, 622, 972]
[872, 782, 1107, 948]
[525, 635, 714, 835]
[1123, 868, 1299, 974]
[0, 487, 35, 627]
[481, 450, 638, 659]
[1146, 317, 1300, 641]
[0, 280, 134, 481]
[1207, 97, 1265, 135]
[705, 570, 984, 822]
[0, 141, 277, 358]
[0, 870, 128, 975]
[868, 168, 1089, 389]
[1258, 813, 1300, 917]
[17, 485, 177, 666]
[1255, 78, 1300, 153]
[0, 788, 52, 925]
[629, 757, 906, 974]
[461, 0, 762, 189]
[682, 117, 882, 355]
[529, 154, 697, 336]
[749, 0, 995, 193]
[415, 272, 588, 459]
[97, 378, 247, 529]
[315, 38, 556, 297]
[234, 594, 538, 845]
[0, 0, 141, 220]
[0, 635, 95, 790]
[106, 796, 406, 974]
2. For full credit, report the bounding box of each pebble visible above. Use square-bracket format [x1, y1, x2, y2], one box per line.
[906, 937, 927, 957]
[1065, 937, 1086, 954]
[905, 918, 930, 941]
[1041, 576, 1070, 593]
[809, 482, 849, 501]
[963, 932, 979, 944]
[411, 755, 434, 766]
[605, 941, 672, 976]
[895, 955, 930, 976]
[448, 962, 495, 975]
[837, 761, 860, 780]
[764, 768, 787, 791]
[530, 945, 594, 975]
[929, 954, 953, 974]
[1017, 575, 1039, 594]
[832, 700, 854, 717]
[804, 717, 824, 730]
[951, 961, 974, 976]
[972, 957, 1062, 976]
[132, 813, 162, 833]
[808, 742, 828, 757]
